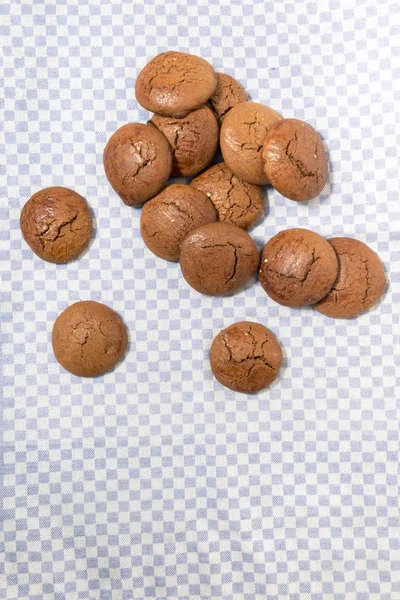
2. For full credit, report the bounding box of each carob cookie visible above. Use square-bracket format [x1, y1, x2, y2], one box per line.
[151, 106, 219, 177]
[259, 228, 338, 307]
[220, 101, 283, 185]
[20, 186, 92, 264]
[179, 222, 259, 296]
[52, 300, 128, 377]
[207, 72, 248, 124]
[103, 122, 172, 206]
[262, 118, 328, 201]
[314, 237, 386, 318]
[210, 321, 283, 393]
[190, 162, 264, 230]
[140, 184, 217, 261]
[135, 51, 217, 118]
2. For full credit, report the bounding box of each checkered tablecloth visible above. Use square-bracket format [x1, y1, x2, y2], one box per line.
[1, 1, 399, 599]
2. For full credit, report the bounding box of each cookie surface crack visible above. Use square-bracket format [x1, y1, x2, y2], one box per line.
[199, 241, 240, 284]
[362, 258, 371, 305]
[128, 139, 157, 177]
[285, 131, 318, 179]
[300, 247, 320, 285]
[222, 327, 277, 373]
[37, 214, 79, 247]
[157, 201, 194, 223]
[225, 243, 238, 284]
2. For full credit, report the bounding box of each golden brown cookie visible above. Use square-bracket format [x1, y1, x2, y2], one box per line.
[220, 101, 283, 185]
[20, 187, 92, 264]
[151, 106, 219, 177]
[103, 122, 172, 206]
[262, 118, 328, 201]
[52, 301, 128, 377]
[190, 162, 264, 230]
[314, 237, 386, 318]
[259, 228, 338, 307]
[179, 222, 259, 296]
[210, 321, 283, 393]
[135, 51, 217, 118]
[140, 184, 217, 261]
[207, 73, 248, 124]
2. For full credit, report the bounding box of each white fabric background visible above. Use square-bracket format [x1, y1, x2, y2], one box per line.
[1, 1, 399, 599]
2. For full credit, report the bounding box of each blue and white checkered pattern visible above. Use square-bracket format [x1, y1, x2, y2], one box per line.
[1, 1, 399, 599]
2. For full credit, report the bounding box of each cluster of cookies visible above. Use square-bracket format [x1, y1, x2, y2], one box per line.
[20, 51, 386, 393]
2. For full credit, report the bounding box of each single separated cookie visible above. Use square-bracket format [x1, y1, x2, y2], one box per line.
[52, 301, 128, 377]
[20, 186, 92, 264]
[210, 321, 283, 393]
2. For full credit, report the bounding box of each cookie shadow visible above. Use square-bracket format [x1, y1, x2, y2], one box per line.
[167, 176, 192, 186]
[251, 234, 267, 250]
[239, 267, 261, 295]
[210, 147, 223, 166]
[378, 260, 391, 305]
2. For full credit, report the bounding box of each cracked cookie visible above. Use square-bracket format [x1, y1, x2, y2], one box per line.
[179, 222, 259, 296]
[220, 101, 283, 185]
[135, 51, 217, 118]
[52, 301, 128, 377]
[207, 72, 248, 125]
[140, 184, 217, 261]
[210, 321, 283, 393]
[20, 186, 92, 264]
[190, 162, 264, 230]
[313, 237, 386, 318]
[151, 106, 219, 177]
[259, 228, 338, 307]
[262, 118, 328, 201]
[103, 122, 172, 206]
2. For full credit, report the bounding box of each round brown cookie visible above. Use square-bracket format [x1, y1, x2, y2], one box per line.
[259, 228, 338, 307]
[314, 237, 386, 318]
[151, 106, 219, 177]
[220, 101, 283, 185]
[20, 186, 92, 264]
[210, 321, 283, 393]
[262, 118, 328, 201]
[135, 51, 217, 118]
[52, 301, 128, 377]
[140, 184, 217, 261]
[190, 162, 264, 230]
[207, 72, 248, 125]
[179, 222, 259, 296]
[103, 122, 172, 206]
